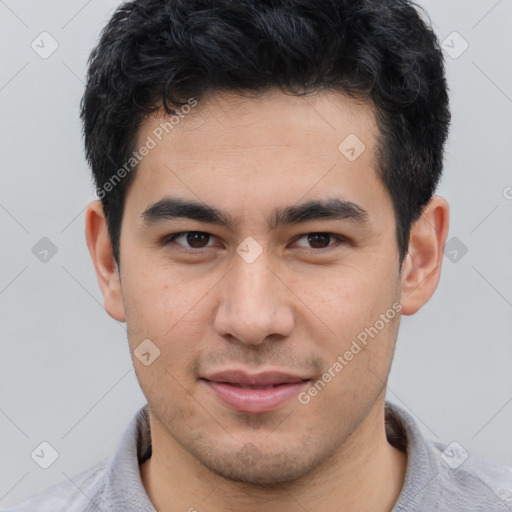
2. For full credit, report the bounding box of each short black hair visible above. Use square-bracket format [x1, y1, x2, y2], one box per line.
[81, 0, 450, 266]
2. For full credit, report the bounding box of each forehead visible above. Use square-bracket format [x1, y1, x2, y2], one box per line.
[126, 89, 388, 226]
[137, 89, 378, 161]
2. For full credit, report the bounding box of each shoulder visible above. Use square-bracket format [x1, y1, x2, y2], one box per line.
[4, 457, 110, 512]
[385, 401, 512, 511]
[5, 405, 153, 512]
[429, 440, 512, 510]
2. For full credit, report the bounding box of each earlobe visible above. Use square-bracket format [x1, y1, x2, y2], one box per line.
[399, 196, 450, 316]
[85, 200, 126, 322]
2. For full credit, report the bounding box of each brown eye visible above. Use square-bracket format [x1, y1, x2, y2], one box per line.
[307, 233, 332, 249]
[185, 232, 211, 248]
[293, 233, 344, 250]
[166, 231, 214, 249]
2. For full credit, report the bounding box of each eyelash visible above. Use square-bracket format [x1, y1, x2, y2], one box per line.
[163, 231, 347, 252]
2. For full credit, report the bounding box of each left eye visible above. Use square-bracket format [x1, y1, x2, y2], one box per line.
[293, 233, 345, 249]
[165, 231, 216, 249]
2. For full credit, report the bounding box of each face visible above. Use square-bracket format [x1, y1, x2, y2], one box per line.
[116, 90, 404, 484]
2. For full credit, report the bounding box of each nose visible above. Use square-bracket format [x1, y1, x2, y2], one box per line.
[213, 250, 295, 346]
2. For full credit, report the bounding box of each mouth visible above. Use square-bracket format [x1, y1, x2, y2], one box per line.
[200, 370, 311, 413]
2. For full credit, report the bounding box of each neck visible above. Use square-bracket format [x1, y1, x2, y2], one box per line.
[140, 399, 407, 512]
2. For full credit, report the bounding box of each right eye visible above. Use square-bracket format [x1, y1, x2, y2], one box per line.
[163, 231, 218, 250]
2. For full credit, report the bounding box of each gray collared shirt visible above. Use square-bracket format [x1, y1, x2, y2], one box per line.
[6, 401, 512, 511]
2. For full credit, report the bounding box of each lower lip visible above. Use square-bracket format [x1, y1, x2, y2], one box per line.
[204, 380, 310, 413]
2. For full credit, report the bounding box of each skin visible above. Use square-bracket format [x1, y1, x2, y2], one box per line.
[86, 89, 449, 512]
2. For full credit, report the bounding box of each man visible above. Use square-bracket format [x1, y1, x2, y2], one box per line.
[8, 0, 512, 510]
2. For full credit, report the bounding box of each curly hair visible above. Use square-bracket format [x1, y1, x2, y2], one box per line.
[81, 0, 450, 266]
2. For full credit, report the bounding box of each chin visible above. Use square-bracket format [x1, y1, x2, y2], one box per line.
[192, 440, 330, 487]
[203, 459, 311, 487]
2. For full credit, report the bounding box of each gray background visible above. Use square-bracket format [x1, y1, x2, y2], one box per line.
[1, 0, 511, 508]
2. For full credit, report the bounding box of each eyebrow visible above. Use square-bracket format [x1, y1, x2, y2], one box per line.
[141, 197, 369, 230]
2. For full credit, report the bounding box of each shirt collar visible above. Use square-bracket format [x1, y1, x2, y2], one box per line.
[386, 401, 441, 511]
[101, 404, 155, 511]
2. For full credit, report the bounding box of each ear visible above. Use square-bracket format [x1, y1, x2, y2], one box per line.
[399, 195, 450, 316]
[85, 200, 126, 322]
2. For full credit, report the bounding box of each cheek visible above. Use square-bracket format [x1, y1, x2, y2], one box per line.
[122, 260, 200, 333]
[299, 296, 400, 416]
[289, 257, 400, 389]
[122, 265, 216, 374]
[291, 256, 398, 330]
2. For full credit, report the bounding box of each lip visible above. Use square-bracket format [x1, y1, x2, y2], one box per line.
[201, 370, 311, 413]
